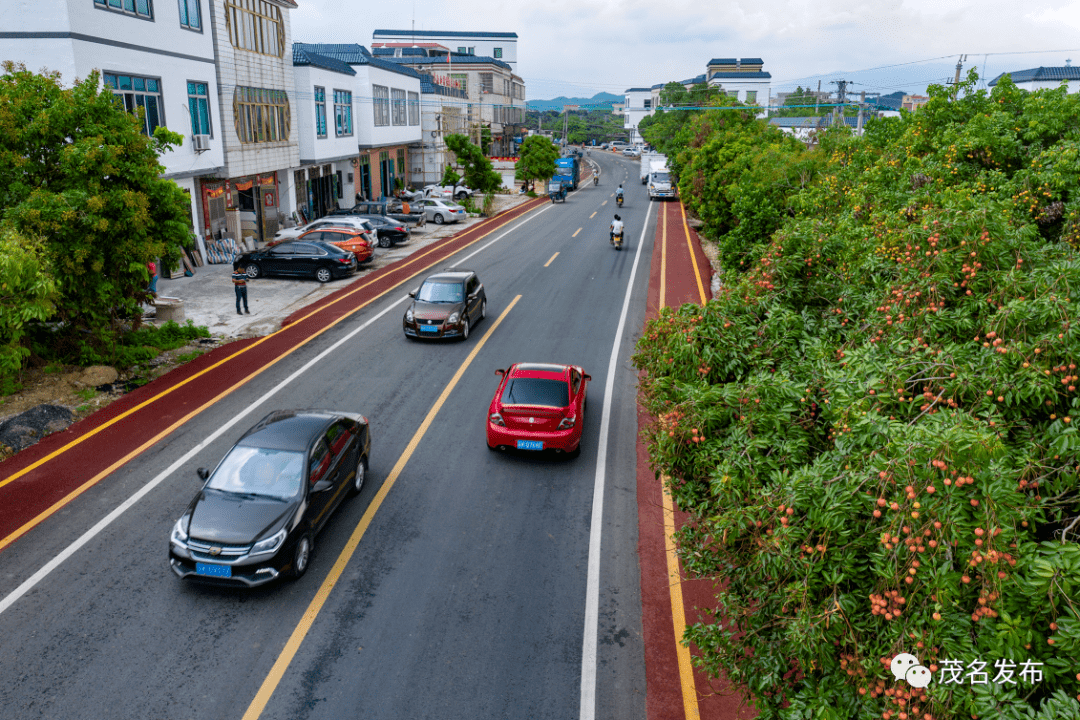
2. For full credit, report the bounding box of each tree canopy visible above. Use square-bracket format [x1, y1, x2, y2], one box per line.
[0, 63, 191, 364]
[634, 71, 1080, 719]
[444, 133, 502, 192]
[515, 135, 560, 189]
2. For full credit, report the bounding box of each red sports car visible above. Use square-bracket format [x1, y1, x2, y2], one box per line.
[486, 363, 590, 455]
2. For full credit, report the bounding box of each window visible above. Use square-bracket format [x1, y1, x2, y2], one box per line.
[468, 47, 475, 55]
[314, 86, 327, 138]
[407, 91, 419, 125]
[450, 74, 467, 95]
[493, 47, 502, 59]
[479, 73, 493, 94]
[373, 85, 389, 126]
[644, 99, 651, 109]
[308, 438, 330, 484]
[334, 89, 352, 136]
[397, 149, 405, 174]
[103, 73, 163, 136]
[391, 88, 406, 126]
[457, 46, 466, 54]
[224, 0, 284, 57]
[178, 0, 200, 29]
[745, 90, 757, 104]
[187, 81, 211, 136]
[233, 86, 290, 143]
[94, 0, 153, 19]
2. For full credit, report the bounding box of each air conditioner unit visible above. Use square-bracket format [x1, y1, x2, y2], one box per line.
[192, 134, 211, 152]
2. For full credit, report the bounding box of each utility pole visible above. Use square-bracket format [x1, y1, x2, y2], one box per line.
[815, 80, 821, 116]
[830, 79, 849, 124]
[950, 55, 967, 100]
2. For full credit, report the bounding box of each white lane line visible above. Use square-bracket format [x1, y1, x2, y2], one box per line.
[579, 201, 655, 719]
[449, 202, 552, 268]
[0, 296, 410, 617]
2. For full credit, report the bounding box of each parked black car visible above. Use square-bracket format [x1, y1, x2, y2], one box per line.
[356, 214, 410, 248]
[238, 240, 356, 283]
[169, 409, 371, 587]
[403, 270, 487, 341]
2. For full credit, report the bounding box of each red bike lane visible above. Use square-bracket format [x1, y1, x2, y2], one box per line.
[638, 200, 758, 720]
[0, 196, 548, 551]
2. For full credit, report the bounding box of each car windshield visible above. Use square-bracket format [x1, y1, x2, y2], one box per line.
[501, 378, 570, 408]
[653, 173, 670, 183]
[418, 280, 463, 303]
[206, 446, 304, 500]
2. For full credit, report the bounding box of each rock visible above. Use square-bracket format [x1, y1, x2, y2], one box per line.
[0, 404, 75, 452]
[81, 365, 118, 387]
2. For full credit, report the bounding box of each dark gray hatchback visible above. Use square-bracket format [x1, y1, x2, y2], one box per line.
[402, 270, 487, 341]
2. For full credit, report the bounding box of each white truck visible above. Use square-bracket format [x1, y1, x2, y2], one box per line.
[641, 153, 676, 200]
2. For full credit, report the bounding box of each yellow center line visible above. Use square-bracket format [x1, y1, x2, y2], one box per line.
[572, 228, 582, 238]
[241, 295, 521, 720]
[589, 211, 597, 219]
[601, 200, 607, 206]
[680, 201, 708, 304]
[659, 199, 701, 719]
[544, 252, 559, 267]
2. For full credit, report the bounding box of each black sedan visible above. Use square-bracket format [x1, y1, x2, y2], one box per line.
[355, 214, 410, 248]
[169, 409, 371, 587]
[238, 240, 356, 283]
[402, 270, 487, 341]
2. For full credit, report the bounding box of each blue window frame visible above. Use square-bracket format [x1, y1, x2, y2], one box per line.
[188, 81, 211, 136]
[334, 90, 352, 137]
[103, 73, 164, 136]
[94, 0, 153, 19]
[314, 87, 327, 138]
[178, 0, 200, 30]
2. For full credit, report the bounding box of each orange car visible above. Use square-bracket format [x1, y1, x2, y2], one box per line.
[298, 226, 374, 265]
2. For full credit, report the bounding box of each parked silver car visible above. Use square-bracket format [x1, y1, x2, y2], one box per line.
[417, 198, 467, 225]
[273, 216, 378, 245]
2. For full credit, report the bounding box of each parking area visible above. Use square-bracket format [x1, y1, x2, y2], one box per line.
[152, 194, 532, 338]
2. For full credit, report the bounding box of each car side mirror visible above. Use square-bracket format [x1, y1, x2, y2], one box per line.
[408, 289, 417, 298]
[312, 479, 334, 493]
[495, 369, 505, 376]
[197, 467, 210, 481]
[583, 374, 592, 381]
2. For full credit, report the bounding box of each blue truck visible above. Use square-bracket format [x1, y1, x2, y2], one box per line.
[553, 156, 580, 191]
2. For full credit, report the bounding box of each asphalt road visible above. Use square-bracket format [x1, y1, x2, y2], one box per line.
[0, 152, 661, 720]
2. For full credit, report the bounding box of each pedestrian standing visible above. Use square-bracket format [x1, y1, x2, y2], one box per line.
[232, 261, 250, 315]
[146, 260, 158, 297]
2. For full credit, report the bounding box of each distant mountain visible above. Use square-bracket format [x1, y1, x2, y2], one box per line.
[527, 92, 623, 112]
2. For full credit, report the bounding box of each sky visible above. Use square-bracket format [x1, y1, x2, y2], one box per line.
[290, 0, 1080, 103]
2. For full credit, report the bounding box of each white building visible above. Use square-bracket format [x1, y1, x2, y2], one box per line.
[988, 66, 1080, 93]
[417, 77, 471, 186]
[0, 0, 226, 238]
[623, 87, 653, 145]
[293, 44, 423, 203]
[706, 58, 771, 116]
[372, 29, 518, 73]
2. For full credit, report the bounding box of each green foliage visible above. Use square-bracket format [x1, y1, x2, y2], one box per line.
[529, 108, 626, 144]
[0, 63, 191, 361]
[73, 320, 208, 368]
[480, 124, 492, 155]
[0, 228, 58, 381]
[515, 135, 560, 186]
[444, 133, 502, 192]
[439, 164, 462, 186]
[634, 72, 1080, 719]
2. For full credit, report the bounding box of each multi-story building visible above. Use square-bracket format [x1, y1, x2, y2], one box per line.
[417, 74, 470, 187]
[901, 94, 930, 111]
[988, 66, 1080, 94]
[376, 46, 525, 158]
[292, 44, 423, 204]
[372, 29, 518, 73]
[201, 0, 300, 245]
[0, 0, 226, 239]
[623, 87, 653, 145]
[705, 58, 771, 115]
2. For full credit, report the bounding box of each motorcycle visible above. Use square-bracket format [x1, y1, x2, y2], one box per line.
[616, 194, 623, 208]
[593, 175, 599, 186]
[611, 229, 624, 251]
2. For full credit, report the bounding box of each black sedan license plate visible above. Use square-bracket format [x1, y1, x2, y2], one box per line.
[196, 562, 232, 578]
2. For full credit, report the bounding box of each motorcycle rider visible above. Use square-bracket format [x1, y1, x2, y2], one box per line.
[610, 214, 624, 245]
[616, 184, 624, 200]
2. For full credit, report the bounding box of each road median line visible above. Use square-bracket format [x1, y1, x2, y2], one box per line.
[241, 295, 522, 720]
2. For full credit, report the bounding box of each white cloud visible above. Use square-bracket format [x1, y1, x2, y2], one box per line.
[290, 0, 1080, 100]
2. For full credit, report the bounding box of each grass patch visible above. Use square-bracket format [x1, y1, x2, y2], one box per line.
[174, 349, 204, 364]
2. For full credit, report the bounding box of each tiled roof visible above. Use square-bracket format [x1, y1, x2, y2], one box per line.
[385, 55, 513, 72]
[707, 57, 764, 66]
[373, 29, 518, 39]
[708, 71, 772, 79]
[293, 43, 422, 79]
[625, 87, 652, 93]
[292, 46, 356, 76]
[681, 74, 707, 85]
[988, 66, 1080, 86]
[769, 117, 823, 128]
